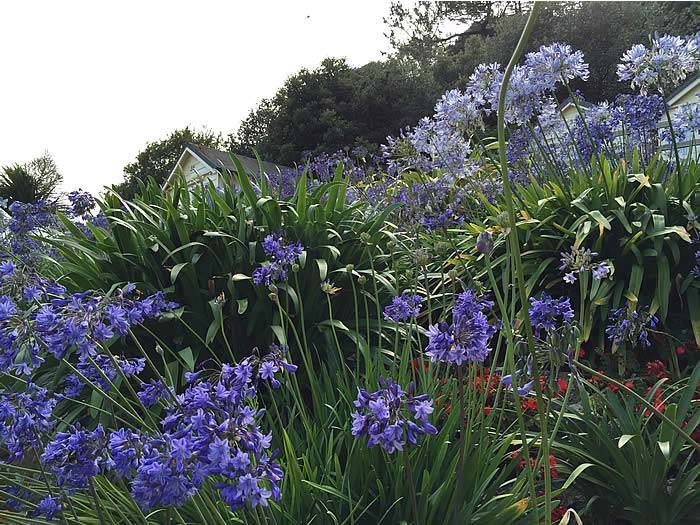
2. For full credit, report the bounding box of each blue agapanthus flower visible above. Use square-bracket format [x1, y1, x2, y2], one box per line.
[252, 232, 303, 286]
[606, 307, 658, 347]
[529, 293, 575, 337]
[0, 382, 56, 462]
[383, 293, 423, 322]
[617, 33, 700, 94]
[41, 425, 110, 489]
[34, 495, 61, 520]
[351, 378, 437, 453]
[525, 42, 589, 89]
[426, 290, 497, 364]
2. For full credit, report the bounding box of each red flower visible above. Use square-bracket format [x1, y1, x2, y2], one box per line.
[578, 347, 586, 358]
[521, 398, 538, 413]
[676, 345, 686, 355]
[646, 360, 668, 380]
[483, 405, 492, 416]
[624, 381, 635, 390]
[557, 378, 568, 394]
[549, 454, 559, 479]
[608, 383, 620, 393]
[552, 506, 567, 521]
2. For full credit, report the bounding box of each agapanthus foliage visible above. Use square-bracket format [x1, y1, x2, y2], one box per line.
[426, 290, 497, 364]
[351, 378, 437, 453]
[606, 307, 658, 347]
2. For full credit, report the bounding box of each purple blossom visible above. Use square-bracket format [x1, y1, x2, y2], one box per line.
[351, 378, 437, 453]
[383, 293, 422, 322]
[41, 425, 110, 489]
[606, 307, 658, 347]
[529, 293, 574, 337]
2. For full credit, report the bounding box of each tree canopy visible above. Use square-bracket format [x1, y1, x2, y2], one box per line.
[0, 152, 63, 205]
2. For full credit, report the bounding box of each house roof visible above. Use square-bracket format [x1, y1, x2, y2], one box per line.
[164, 143, 290, 189]
[185, 143, 287, 176]
[667, 73, 700, 107]
[558, 96, 594, 111]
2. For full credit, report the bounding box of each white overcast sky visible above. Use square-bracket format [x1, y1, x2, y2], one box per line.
[0, 0, 391, 194]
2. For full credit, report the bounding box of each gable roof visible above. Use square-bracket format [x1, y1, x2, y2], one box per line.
[164, 143, 290, 189]
[667, 73, 700, 107]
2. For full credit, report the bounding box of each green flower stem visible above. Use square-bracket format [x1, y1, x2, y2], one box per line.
[662, 100, 684, 202]
[497, 4, 553, 523]
[574, 360, 700, 452]
[403, 450, 420, 524]
[452, 364, 468, 525]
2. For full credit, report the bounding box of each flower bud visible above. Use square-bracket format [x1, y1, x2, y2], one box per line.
[358, 275, 367, 286]
[291, 263, 300, 273]
[345, 264, 354, 273]
[360, 232, 371, 244]
[155, 344, 164, 356]
[476, 231, 493, 254]
[268, 292, 278, 303]
[448, 269, 457, 280]
[268, 284, 278, 294]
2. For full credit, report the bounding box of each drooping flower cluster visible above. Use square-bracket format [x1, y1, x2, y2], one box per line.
[67, 190, 96, 220]
[0, 382, 56, 461]
[41, 425, 110, 489]
[529, 293, 575, 337]
[664, 99, 700, 142]
[0, 279, 177, 375]
[116, 353, 292, 511]
[2, 200, 59, 261]
[383, 292, 423, 322]
[426, 290, 497, 364]
[559, 245, 612, 284]
[252, 232, 304, 286]
[64, 353, 145, 397]
[351, 378, 437, 453]
[617, 33, 700, 94]
[605, 307, 658, 347]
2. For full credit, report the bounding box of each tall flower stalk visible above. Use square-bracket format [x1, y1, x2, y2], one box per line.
[496, 3, 554, 523]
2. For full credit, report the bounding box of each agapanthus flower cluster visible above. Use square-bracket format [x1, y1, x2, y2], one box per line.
[351, 378, 437, 453]
[67, 190, 96, 220]
[426, 290, 497, 364]
[605, 306, 658, 347]
[112, 355, 290, 511]
[252, 232, 304, 286]
[664, 100, 700, 142]
[529, 293, 575, 337]
[383, 292, 423, 322]
[240, 343, 298, 389]
[559, 245, 612, 284]
[617, 33, 700, 94]
[524, 42, 590, 89]
[41, 424, 110, 489]
[64, 353, 145, 397]
[0, 281, 177, 375]
[3, 200, 59, 261]
[0, 382, 56, 462]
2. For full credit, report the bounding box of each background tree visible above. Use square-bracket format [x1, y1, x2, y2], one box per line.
[114, 127, 224, 199]
[0, 152, 62, 205]
[229, 57, 440, 165]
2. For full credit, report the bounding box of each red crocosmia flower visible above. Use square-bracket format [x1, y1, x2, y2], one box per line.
[646, 360, 668, 380]
[549, 454, 559, 479]
[608, 383, 620, 393]
[578, 348, 586, 358]
[521, 398, 538, 413]
[557, 378, 568, 394]
[483, 405, 492, 416]
[624, 381, 635, 390]
[676, 345, 686, 355]
[551, 506, 567, 521]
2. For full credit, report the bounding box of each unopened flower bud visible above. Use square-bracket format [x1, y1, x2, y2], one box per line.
[155, 344, 164, 356]
[448, 269, 457, 280]
[346, 264, 354, 273]
[476, 231, 493, 254]
[268, 292, 278, 303]
[358, 275, 367, 286]
[360, 232, 371, 244]
[291, 263, 300, 273]
[268, 283, 278, 294]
